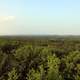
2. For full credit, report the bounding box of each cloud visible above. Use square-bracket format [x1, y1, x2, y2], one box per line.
[0, 16, 16, 35]
[0, 16, 15, 23]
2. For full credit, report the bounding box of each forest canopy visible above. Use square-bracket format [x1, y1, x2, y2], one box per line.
[0, 36, 80, 80]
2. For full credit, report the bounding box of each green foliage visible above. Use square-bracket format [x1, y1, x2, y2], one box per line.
[26, 68, 41, 80]
[8, 68, 18, 80]
[0, 38, 80, 80]
[47, 55, 63, 80]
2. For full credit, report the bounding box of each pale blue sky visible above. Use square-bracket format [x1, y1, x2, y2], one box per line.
[0, 0, 80, 35]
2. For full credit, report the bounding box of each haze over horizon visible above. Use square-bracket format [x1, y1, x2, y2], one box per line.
[0, 0, 80, 35]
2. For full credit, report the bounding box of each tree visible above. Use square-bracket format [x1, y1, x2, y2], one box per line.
[47, 54, 63, 80]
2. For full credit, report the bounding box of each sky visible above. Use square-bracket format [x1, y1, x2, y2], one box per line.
[0, 0, 80, 35]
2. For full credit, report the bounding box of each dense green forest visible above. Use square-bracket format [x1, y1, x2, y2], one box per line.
[0, 36, 80, 80]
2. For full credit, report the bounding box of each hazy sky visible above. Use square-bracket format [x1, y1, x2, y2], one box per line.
[0, 0, 80, 35]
